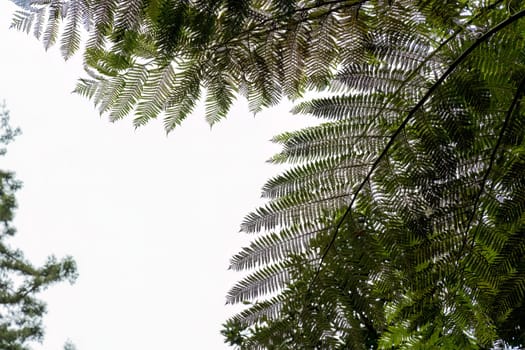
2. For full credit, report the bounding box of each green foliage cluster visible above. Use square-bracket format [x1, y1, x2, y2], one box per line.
[0, 103, 77, 349]
[9, 0, 525, 348]
[11, 0, 405, 129]
[221, 1, 525, 348]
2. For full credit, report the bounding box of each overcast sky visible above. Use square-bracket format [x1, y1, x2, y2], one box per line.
[0, 3, 316, 349]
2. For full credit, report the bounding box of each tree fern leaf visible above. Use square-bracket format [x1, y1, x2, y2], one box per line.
[262, 156, 373, 199]
[226, 261, 291, 304]
[42, 0, 61, 50]
[92, 76, 125, 115]
[161, 62, 202, 132]
[32, 6, 47, 39]
[246, 53, 282, 114]
[305, 11, 339, 90]
[291, 94, 406, 121]
[84, 0, 116, 51]
[10, 10, 34, 34]
[332, 64, 427, 97]
[60, 0, 82, 59]
[204, 73, 237, 126]
[134, 63, 176, 125]
[230, 294, 286, 325]
[240, 191, 349, 234]
[280, 17, 309, 99]
[337, 4, 370, 67]
[114, 0, 145, 30]
[229, 223, 327, 271]
[73, 77, 99, 99]
[109, 64, 149, 121]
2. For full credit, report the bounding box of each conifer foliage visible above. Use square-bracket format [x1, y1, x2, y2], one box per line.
[10, 0, 525, 348]
[0, 103, 77, 349]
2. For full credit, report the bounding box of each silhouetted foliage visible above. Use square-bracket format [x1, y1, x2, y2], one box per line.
[9, 0, 525, 348]
[0, 102, 77, 349]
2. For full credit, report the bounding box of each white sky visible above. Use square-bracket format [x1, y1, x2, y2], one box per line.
[0, 3, 316, 349]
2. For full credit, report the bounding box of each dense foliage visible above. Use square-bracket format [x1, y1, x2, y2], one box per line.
[222, 3, 525, 348]
[10, 0, 525, 348]
[0, 103, 77, 349]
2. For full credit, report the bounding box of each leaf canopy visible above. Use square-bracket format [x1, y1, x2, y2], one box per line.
[9, 0, 525, 348]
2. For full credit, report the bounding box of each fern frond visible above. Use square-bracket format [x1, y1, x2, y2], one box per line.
[269, 119, 389, 164]
[230, 294, 286, 325]
[10, 10, 34, 33]
[60, 0, 82, 59]
[134, 63, 176, 126]
[92, 75, 125, 115]
[204, 72, 237, 126]
[162, 61, 203, 131]
[85, 0, 116, 51]
[73, 77, 99, 99]
[42, 0, 61, 50]
[333, 64, 428, 97]
[109, 64, 149, 121]
[279, 17, 309, 99]
[240, 191, 349, 233]
[291, 94, 406, 121]
[246, 52, 282, 114]
[114, 0, 145, 30]
[229, 223, 327, 271]
[226, 261, 291, 304]
[262, 156, 372, 199]
[32, 6, 47, 39]
[305, 10, 339, 90]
